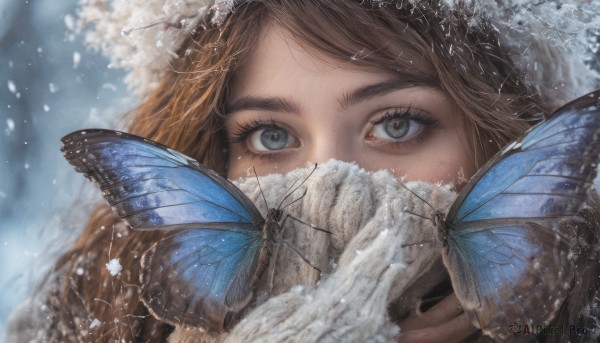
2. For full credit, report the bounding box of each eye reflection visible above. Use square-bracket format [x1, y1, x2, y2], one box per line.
[371, 116, 422, 141]
[384, 117, 409, 138]
[249, 127, 296, 151]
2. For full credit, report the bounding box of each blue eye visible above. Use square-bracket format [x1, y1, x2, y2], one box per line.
[249, 127, 297, 151]
[371, 115, 422, 141]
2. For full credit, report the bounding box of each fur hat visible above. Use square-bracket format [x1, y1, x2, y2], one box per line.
[70, 0, 600, 109]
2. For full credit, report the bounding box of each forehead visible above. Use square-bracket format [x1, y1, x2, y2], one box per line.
[230, 22, 436, 97]
[234, 24, 381, 81]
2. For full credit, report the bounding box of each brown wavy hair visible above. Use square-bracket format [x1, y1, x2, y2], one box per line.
[42, 0, 565, 341]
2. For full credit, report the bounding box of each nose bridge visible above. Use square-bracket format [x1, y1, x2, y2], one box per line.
[308, 127, 355, 164]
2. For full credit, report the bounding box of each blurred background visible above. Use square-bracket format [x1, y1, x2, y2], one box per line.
[0, 1, 133, 337]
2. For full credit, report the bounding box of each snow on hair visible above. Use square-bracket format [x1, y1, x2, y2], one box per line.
[458, 0, 600, 109]
[71, 0, 600, 107]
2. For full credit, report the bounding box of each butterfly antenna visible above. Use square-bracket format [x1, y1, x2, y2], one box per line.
[276, 177, 302, 209]
[281, 188, 306, 212]
[277, 163, 318, 211]
[253, 167, 270, 210]
[397, 180, 438, 215]
[404, 208, 432, 221]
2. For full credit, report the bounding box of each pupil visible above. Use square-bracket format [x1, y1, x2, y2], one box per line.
[385, 117, 409, 139]
[260, 128, 287, 150]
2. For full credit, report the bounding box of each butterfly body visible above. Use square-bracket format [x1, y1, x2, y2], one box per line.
[439, 91, 600, 341]
[250, 209, 282, 288]
[61, 130, 286, 332]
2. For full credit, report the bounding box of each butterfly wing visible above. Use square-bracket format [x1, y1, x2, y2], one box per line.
[141, 227, 264, 330]
[61, 129, 264, 228]
[61, 129, 266, 331]
[444, 91, 600, 341]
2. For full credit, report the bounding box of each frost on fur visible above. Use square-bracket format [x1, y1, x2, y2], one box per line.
[71, 0, 600, 103]
[73, 0, 214, 96]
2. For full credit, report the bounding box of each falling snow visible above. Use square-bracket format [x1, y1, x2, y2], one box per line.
[6, 118, 15, 132]
[48, 83, 58, 93]
[7, 80, 16, 94]
[64, 14, 75, 31]
[2, 1, 600, 341]
[73, 51, 81, 69]
[89, 318, 101, 329]
[0, 2, 127, 339]
[106, 258, 122, 276]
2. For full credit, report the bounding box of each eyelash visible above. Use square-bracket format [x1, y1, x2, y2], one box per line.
[370, 107, 438, 128]
[368, 107, 439, 145]
[227, 108, 439, 159]
[228, 119, 286, 161]
[229, 119, 280, 144]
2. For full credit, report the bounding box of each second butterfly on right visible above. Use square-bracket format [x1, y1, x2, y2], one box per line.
[438, 90, 600, 342]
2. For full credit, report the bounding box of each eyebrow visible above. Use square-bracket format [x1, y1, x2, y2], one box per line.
[338, 78, 435, 110]
[225, 78, 436, 115]
[226, 96, 300, 115]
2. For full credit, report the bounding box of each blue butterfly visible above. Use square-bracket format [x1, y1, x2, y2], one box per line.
[438, 90, 600, 341]
[61, 129, 289, 332]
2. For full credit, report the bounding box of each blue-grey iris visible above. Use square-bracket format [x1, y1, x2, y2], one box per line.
[384, 117, 409, 139]
[260, 127, 288, 150]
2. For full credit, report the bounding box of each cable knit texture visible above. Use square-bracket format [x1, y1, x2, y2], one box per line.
[167, 160, 456, 342]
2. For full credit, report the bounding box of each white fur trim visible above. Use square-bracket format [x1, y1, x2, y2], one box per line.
[73, 0, 600, 104]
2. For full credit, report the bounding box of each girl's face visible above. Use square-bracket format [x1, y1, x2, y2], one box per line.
[226, 23, 476, 185]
